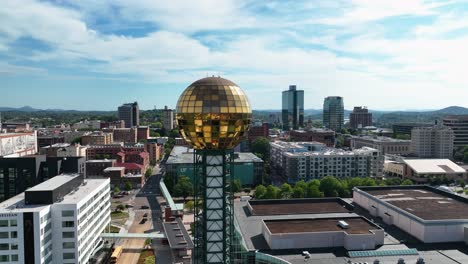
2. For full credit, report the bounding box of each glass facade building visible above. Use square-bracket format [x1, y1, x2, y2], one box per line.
[323, 96, 344, 132]
[282, 85, 304, 130]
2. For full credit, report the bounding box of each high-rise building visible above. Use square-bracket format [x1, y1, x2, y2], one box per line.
[443, 115, 468, 149]
[411, 125, 454, 158]
[0, 174, 110, 264]
[118, 102, 139, 128]
[162, 105, 174, 130]
[323, 96, 344, 131]
[349, 106, 372, 129]
[282, 85, 304, 130]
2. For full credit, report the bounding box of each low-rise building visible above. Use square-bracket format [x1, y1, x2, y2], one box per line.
[0, 122, 31, 133]
[72, 120, 101, 130]
[145, 142, 162, 165]
[0, 131, 37, 157]
[281, 147, 383, 182]
[85, 159, 116, 177]
[289, 129, 335, 147]
[37, 135, 65, 148]
[0, 174, 110, 264]
[350, 135, 412, 155]
[354, 185, 468, 243]
[81, 132, 113, 145]
[165, 146, 264, 186]
[402, 159, 466, 183]
[113, 128, 137, 144]
[137, 126, 149, 142]
[103, 167, 144, 188]
[40, 143, 87, 158]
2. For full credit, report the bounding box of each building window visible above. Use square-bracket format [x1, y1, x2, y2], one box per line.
[62, 221, 75, 228]
[10, 255, 18, 262]
[0, 221, 7, 227]
[9, 220, 16, 227]
[63, 252, 75, 259]
[10, 244, 17, 250]
[62, 211, 74, 217]
[0, 233, 7, 239]
[0, 244, 8, 251]
[10, 232, 17, 239]
[62, 232, 75, 238]
[63, 242, 75, 249]
[0, 255, 9, 262]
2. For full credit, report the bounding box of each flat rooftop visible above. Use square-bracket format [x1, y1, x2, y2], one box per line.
[27, 174, 78, 191]
[265, 217, 378, 234]
[166, 146, 263, 164]
[362, 186, 468, 220]
[235, 198, 357, 250]
[404, 159, 466, 174]
[0, 177, 108, 212]
[352, 135, 411, 143]
[249, 199, 351, 216]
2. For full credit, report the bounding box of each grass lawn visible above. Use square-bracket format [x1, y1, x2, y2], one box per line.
[109, 225, 121, 233]
[137, 249, 155, 264]
[111, 211, 129, 219]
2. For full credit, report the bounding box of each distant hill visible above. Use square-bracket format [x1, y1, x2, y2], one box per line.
[432, 106, 468, 115]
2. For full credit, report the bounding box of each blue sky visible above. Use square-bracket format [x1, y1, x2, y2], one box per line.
[1, 0, 468, 111]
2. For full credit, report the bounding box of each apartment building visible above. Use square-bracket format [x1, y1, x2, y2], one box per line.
[0, 174, 110, 264]
[411, 125, 454, 159]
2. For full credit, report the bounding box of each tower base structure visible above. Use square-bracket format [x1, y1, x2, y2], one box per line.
[193, 149, 235, 264]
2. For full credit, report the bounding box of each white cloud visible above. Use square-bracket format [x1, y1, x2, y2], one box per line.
[1, 0, 468, 109]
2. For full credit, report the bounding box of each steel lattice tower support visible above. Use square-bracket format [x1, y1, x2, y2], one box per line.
[193, 149, 234, 264]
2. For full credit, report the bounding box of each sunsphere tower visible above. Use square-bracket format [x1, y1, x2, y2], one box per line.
[176, 76, 252, 263]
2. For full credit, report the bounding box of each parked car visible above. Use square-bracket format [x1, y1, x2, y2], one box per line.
[125, 204, 134, 208]
[141, 205, 149, 209]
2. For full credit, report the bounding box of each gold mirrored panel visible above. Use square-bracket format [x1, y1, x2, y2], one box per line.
[176, 77, 252, 150]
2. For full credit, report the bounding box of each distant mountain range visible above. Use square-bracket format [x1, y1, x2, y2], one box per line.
[2, 105, 468, 116]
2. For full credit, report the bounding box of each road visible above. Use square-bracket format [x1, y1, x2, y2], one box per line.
[116, 165, 171, 264]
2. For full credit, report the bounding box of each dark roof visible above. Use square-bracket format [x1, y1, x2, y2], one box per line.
[357, 185, 468, 220]
[249, 198, 352, 216]
[265, 217, 380, 234]
[189, 76, 238, 87]
[162, 217, 194, 249]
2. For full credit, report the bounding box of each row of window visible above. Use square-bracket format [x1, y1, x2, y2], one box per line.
[0, 231, 17, 239]
[0, 243, 18, 250]
[0, 254, 18, 262]
[0, 219, 17, 227]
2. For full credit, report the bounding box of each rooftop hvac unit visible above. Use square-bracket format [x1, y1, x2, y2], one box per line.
[338, 220, 349, 229]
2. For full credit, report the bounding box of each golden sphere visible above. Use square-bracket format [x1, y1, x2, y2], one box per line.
[176, 77, 252, 150]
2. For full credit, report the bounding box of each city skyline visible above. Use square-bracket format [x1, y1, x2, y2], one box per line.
[2, 1, 468, 111]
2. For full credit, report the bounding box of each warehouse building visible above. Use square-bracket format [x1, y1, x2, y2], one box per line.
[353, 185, 468, 243]
[235, 198, 384, 255]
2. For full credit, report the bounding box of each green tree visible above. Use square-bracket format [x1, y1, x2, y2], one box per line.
[103, 154, 111, 159]
[144, 256, 155, 264]
[401, 179, 413, 185]
[280, 183, 293, 199]
[463, 153, 468, 163]
[173, 176, 194, 202]
[319, 176, 342, 197]
[459, 179, 466, 187]
[232, 179, 242, 193]
[306, 184, 324, 198]
[124, 181, 133, 191]
[115, 204, 125, 212]
[292, 186, 305, 198]
[254, 185, 267, 199]
[71, 137, 81, 144]
[150, 130, 161, 137]
[113, 186, 121, 194]
[145, 168, 153, 178]
[184, 201, 195, 212]
[362, 177, 377, 186]
[251, 137, 270, 161]
[295, 180, 307, 190]
[264, 185, 279, 199]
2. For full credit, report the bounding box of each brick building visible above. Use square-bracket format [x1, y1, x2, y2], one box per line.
[113, 128, 137, 143]
[81, 132, 113, 145]
[289, 129, 335, 147]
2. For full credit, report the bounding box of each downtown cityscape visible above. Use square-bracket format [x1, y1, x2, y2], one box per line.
[3, 1, 468, 264]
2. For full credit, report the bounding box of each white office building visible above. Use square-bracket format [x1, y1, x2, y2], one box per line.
[411, 125, 454, 159]
[0, 174, 110, 264]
